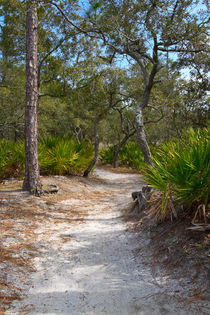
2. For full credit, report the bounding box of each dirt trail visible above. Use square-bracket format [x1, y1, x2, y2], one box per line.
[2, 168, 209, 314]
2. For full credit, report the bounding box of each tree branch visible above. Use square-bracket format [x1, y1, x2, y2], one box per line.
[49, 1, 94, 35]
[38, 36, 67, 72]
[158, 47, 208, 53]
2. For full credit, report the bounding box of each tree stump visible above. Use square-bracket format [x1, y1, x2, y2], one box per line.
[131, 185, 152, 213]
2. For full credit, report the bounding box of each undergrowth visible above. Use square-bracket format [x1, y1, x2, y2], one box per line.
[0, 136, 94, 180]
[39, 136, 93, 175]
[100, 141, 146, 171]
[100, 129, 209, 223]
[143, 128, 210, 222]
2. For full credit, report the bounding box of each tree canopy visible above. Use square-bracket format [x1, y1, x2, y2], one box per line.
[0, 0, 209, 186]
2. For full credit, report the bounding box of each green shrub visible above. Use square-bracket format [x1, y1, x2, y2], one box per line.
[0, 139, 13, 177]
[119, 142, 145, 171]
[100, 142, 146, 171]
[143, 128, 210, 220]
[0, 140, 25, 179]
[39, 135, 94, 175]
[72, 141, 94, 173]
[12, 142, 25, 170]
[0, 136, 94, 180]
[100, 146, 114, 164]
[39, 137, 79, 175]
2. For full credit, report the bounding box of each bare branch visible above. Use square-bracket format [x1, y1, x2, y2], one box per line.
[126, 50, 149, 85]
[76, 74, 101, 89]
[49, 1, 88, 34]
[98, 51, 116, 64]
[144, 106, 164, 124]
[170, 0, 180, 22]
[158, 47, 208, 53]
[38, 36, 69, 73]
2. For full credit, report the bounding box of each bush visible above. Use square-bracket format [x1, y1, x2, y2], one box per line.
[143, 128, 210, 221]
[119, 142, 145, 171]
[72, 140, 94, 173]
[100, 142, 146, 171]
[0, 136, 94, 180]
[100, 146, 114, 164]
[0, 140, 25, 179]
[39, 135, 94, 175]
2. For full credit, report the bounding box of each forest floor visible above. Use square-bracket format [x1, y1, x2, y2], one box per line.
[0, 167, 209, 314]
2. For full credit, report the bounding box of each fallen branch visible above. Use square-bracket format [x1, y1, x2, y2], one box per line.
[187, 224, 210, 232]
[43, 184, 59, 194]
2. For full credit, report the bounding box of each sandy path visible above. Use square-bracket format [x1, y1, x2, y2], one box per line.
[6, 168, 208, 314]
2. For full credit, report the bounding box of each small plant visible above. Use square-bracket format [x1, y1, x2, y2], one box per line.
[0, 140, 25, 179]
[143, 128, 210, 222]
[0, 136, 94, 180]
[100, 141, 147, 171]
[39, 137, 79, 175]
[194, 256, 201, 265]
[72, 140, 94, 173]
[0, 139, 13, 176]
[100, 146, 114, 164]
[119, 142, 145, 170]
[39, 135, 94, 175]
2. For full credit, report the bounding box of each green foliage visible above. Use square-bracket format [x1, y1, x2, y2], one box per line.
[0, 136, 94, 180]
[12, 142, 25, 169]
[100, 146, 114, 164]
[119, 142, 145, 171]
[100, 142, 146, 171]
[72, 140, 94, 173]
[143, 128, 210, 218]
[39, 136, 94, 175]
[0, 139, 13, 176]
[39, 138, 79, 175]
[0, 139, 25, 179]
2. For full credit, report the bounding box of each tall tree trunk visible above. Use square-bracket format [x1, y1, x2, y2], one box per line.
[135, 105, 153, 166]
[113, 130, 135, 168]
[132, 37, 158, 167]
[83, 121, 100, 177]
[22, 0, 42, 195]
[135, 83, 154, 166]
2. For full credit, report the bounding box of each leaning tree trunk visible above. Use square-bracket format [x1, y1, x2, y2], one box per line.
[22, 0, 42, 195]
[135, 59, 158, 167]
[132, 37, 158, 167]
[83, 121, 100, 177]
[113, 130, 135, 168]
[135, 105, 153, 166]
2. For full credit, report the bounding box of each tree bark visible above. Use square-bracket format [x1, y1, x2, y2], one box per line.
[135, 81, 155, 167]
[135, 105, 153, 166]
[113, 130, 135, 168]
[22, 0, 42, 195]
[83, 93, 118, 177]
[130, 37, 158, 166]
[83, 121, 100, 177]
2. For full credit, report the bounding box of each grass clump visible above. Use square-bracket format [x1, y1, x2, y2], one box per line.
[143, 128, 210, 222]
